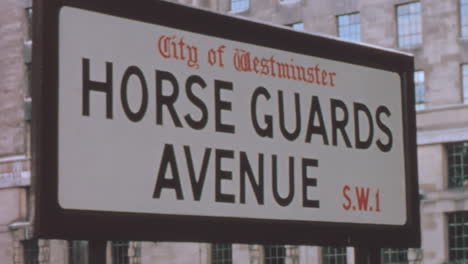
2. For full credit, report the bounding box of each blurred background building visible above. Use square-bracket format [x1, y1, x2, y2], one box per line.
[1, 0, 466, 263]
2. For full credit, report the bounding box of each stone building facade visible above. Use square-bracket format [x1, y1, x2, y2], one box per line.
[0, 0, 465, 263]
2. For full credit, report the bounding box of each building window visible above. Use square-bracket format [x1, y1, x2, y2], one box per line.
[22, 239, 39, 264]
[230, 0, 249, 12]
[26, 7, 33, 40]
[448, 212, 468, 262]
[461, 0, 468, 37]
[337, 13, 360, 42]
[322, 247, 347, 264]
[211, 243, 232, 264]
[462, 64, 468, 103]
[25, 6, 33, 97]
[414, 71, 425, 110]
[289, 22, 304, 31]
[448, 142, 468, 188]
[111, 241, 129, 264]
[69, 240, 89, 264]
[397, 2, 422, 48]
[381, 248, 408, 264]
[264, 245, 286, 264]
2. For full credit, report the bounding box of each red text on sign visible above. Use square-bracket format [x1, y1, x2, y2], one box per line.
[342, 185, 381, 212]
[157, 35, 200, 69]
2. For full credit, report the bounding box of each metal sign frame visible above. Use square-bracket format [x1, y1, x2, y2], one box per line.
[32, 0, 420, 247]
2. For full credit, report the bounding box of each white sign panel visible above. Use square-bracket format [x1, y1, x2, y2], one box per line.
[58, 7, 406, 225]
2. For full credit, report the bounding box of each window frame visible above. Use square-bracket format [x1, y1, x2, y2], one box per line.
[414, 70, 425, 110]
[448, 212, 468, 262]
[460, 0, 468, 38]
[396, 1, 422, 49]
[289, 22, 304, 31]
[381, 248, 409, 264]
[336, 12, 361, 42]
[264, 245, 286, 264]
[24, 6, 33, 98]
[111, 241, 130, 264]
[26, 7, 33, 41]
[322, 246, 347, 264]
[22, 239, 39, 264]
[462, 64, 468, 103]
[447, 142, 468, 189]
[211, 243, 232, 264]
[230, 0, 249, 12]
[68, 240, 89, 264]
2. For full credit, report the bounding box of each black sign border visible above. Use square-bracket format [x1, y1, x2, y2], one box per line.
[32, 0, 420, 247]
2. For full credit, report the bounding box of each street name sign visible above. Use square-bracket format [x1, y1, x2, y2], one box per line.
[33, 0, 420, 247]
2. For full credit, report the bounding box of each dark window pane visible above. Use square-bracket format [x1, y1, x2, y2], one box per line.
[264, 245, 286, 264]
[22, 240, 39, 264]
[111, 241, 129, 264]
[212, 244, 232, 264]
[449, 212, 468, 261]
[448, 143, 468, 188]
[381, 248, 408, 264]
[322, 247, 347, 264]
[69, 240, 89, 264]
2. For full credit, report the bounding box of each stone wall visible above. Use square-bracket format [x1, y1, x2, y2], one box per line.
[0, 0, 28, 157]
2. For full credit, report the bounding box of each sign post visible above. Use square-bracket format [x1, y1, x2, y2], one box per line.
[32, 0, 420, 248]
[88, 241, 106, 264]
[355, 247, 381, 264]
